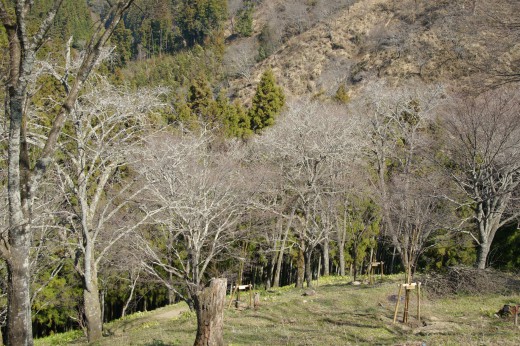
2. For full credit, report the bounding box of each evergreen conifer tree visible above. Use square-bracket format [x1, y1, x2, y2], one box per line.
[250, 69, 285, 132]
[188, 74, 214, 121]
[235, 2, 254, 37]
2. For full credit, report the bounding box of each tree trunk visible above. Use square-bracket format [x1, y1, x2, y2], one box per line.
[322, 239, 330, 276]
[6, 240, 32, 346]
[296, 246, 305, 288]
[353, 245, 358, 281]
[272, 248, 284, 288]
[83, 278, 103, 343]
[477, 242, 491, 269]
[339, 243, 346, 276]
[273, 213, 293, 288]
[122, 271, 140, 317]
[266, 258, 274, 289]
[192, 278, 227, 346]
[304, 248, 313, 288]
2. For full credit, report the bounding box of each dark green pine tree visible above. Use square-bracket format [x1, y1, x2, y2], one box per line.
[249, 69, 285, 132]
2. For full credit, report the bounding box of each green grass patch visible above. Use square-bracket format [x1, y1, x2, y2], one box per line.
[35, 275, 520, 345]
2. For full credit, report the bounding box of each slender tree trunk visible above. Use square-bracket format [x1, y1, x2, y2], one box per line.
[322, 238, 330, 276]
[304, 248, 313, 288]
[390, 247, 397, 274]
[266, 257, 275, 289]
[352, 244, 358, 281]
[192, 279, 227, 346]
[273, 213, 293, 288]
[121, 272, 139, 318]
[296, 246, 305, 288]
[339, 243, 346, 276]
[273, 248, 284, 288]
[101, 290, 106, 324]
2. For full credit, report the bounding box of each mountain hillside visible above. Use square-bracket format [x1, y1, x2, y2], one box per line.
[227, 0, 519, 103]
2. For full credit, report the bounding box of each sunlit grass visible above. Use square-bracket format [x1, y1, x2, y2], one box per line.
[34, 274, 520, 345]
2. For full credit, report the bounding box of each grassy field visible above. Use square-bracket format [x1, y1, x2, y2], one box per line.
[35, 275, 520, 345]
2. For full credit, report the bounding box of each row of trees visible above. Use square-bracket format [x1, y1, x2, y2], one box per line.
[0, 1, 284, 343]
[0, 2, 519, 345]
[1, 69, 518, 343]
[117, 0, 228, 62]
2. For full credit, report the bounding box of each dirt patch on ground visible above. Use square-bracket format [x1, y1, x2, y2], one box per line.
[154, 304, 190, 320]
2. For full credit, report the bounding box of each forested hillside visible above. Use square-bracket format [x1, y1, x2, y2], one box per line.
[0, 0, 519, 345]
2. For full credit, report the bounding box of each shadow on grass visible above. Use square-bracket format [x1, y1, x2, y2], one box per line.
[144, 340, 172, 346]
[321, 316, 383, 329]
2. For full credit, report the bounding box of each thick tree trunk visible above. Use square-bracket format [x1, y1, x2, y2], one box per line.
[83, 278, 103, 343]
[477, 242, 491, 269]
[192, 278, 227, 346]
[296, 246, 305, 288]
[322, 239, 330, 276]
[6, 240, 32, 346]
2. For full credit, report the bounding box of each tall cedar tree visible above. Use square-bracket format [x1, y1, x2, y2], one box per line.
[250, 70, 285, 132]
[188, 75, 214, 122]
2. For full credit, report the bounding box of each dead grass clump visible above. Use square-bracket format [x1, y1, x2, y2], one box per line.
[421, 266, 520, 298]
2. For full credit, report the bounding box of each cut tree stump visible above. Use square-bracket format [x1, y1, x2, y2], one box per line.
[192, 278, 227, 346]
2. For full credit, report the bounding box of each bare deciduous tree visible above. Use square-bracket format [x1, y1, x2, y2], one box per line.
[358, 81, 446, 279]
[254, 100, 365, 287]
[135, 129, 246, 342]
[0, 1, 134, 344]
[443, 87, 520, 269]
[53, 79, 163, 342]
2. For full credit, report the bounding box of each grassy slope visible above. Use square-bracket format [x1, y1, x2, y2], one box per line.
[36, 275, 520, 346]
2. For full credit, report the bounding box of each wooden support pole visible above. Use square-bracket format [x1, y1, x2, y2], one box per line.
[417, 282, 421, 322]
[249, 284, 253, 308]
[393, 284, 403, 324]
[227, 284, 238, 309]
[403, 289, 409, 323]
[380, 261, 384, 279]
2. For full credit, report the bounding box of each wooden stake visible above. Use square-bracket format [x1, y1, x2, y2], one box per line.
[249, 284, 253, 308]
[417, 282, 421, 322]
[403, 289, 410, 323]
[227, 283, 238, 309]
[393, 284, 403, 324]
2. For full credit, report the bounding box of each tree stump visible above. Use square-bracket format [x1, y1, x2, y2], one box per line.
[192, 278, 227, 346]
